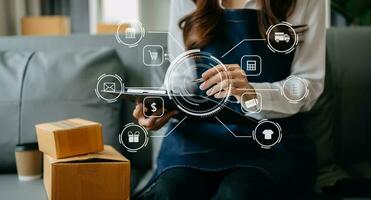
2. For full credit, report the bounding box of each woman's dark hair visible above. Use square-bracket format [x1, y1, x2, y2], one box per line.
[179, 0, 297, 50]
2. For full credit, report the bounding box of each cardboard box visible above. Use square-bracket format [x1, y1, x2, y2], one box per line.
[36, 118, 104, 159]
[43, 145, 130, 200]
[96, 23, 126, 34]
[21, 16, 70, 36]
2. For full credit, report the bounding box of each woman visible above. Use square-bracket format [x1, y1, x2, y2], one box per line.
[133, 0, 325, 199]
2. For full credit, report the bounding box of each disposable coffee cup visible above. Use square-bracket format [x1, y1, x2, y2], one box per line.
[15, 143, 43, 181]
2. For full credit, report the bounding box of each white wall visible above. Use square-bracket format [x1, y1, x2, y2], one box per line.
[139, 0, 170, 31]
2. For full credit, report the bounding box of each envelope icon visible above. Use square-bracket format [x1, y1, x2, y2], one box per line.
[103, 82, 116, 92]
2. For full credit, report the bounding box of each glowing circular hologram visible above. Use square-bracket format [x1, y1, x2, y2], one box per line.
[266, 22, 298, 54]
[165, 50, 231, 117]
[252, 120, 282, 149]
[115, 20, 145, 48]
[281, 75, 309, 104]
[119, 123, 149, 153]
[95, 74, 124, 103]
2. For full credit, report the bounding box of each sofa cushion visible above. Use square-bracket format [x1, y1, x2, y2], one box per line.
[303, 52, 336, 168]
[0, 48, 127, 172]
[22, 47, 125, 144]
[0, 52, 33, 173]
[327, 28, 371, 164]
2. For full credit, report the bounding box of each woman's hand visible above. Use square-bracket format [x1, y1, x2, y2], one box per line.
[132, 102, 178, 131]
[199, 64, 256, 102]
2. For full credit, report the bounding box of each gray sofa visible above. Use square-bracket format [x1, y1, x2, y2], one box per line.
[0, 28, 370, 199]
[0, 33, 168, 199]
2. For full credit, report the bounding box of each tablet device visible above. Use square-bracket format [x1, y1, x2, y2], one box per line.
[102, 87, 187, 109]
[101, 87, 258, 125]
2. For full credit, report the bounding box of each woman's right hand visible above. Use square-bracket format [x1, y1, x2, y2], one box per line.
[132, 103, 178, 131]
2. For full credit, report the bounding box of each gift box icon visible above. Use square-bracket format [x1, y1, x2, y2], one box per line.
[128, 131, 140, 143]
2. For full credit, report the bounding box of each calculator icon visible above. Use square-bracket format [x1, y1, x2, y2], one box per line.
[246, 60, 257, 71]
[240, 55, 262, 77]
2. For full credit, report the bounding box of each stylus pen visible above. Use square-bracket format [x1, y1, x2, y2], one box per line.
[192, 78, 205, 83]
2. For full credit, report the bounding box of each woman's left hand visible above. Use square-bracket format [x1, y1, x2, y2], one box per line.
[199, 64, 256, 102]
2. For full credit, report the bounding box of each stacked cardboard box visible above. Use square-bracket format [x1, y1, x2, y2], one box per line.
[36, 118, 130, 200]
[21, 16, 70, 36]
[96, 23, 125, 35]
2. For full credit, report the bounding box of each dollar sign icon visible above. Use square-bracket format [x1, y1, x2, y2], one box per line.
[151, 102, 157, 112]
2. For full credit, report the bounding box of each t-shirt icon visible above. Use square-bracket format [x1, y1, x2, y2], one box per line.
[262, 129, 274, 140]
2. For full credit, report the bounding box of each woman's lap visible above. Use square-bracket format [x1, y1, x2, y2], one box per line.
[139, 167, 280, 200]
[213, 168, 279, 200]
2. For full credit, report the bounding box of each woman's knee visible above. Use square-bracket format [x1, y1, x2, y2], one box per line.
[143, 181, 178, 200]
[141, 168, 215, 200]
[142, 169, 191, 200]
[213, 169, 277, 200]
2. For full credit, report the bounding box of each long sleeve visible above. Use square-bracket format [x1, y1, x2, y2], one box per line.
[244, 0, 326, 120]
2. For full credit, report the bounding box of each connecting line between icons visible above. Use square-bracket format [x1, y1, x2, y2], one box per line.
[221, 39, 267, 58]
[215, 117, 253, 138]
[148, 31, 185, 52]
[237, 88, 281, 92]
[150, 116, 188, 138]
[165, 53, 175, 61]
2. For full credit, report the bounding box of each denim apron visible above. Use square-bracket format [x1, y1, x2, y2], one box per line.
[142, 9, 317, 198]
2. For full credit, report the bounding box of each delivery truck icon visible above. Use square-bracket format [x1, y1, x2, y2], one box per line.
[274, 32, 290, 43]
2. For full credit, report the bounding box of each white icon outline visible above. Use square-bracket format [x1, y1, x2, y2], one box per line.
[274, 32, 290, 43]
[281, 75, 309, 104]
[246, 60, 257, 71]
[124, 27, 136, 39]
[266, 22, 298, 54]
[103, 82, 116, 92]
[143, 45, 165, 67]
[262, 129, 274, 140]
[241, 93, 262, 114]
[115, 20, 145, 48]
[127, 131, 140, 143]
[95, 74, 124, 103]
[240, 55, 262, 77]
[143, 96, 165, 118]
[252, 120, 282, 149]
[119, 123, 149, 153]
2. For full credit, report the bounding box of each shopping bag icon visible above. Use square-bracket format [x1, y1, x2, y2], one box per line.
[103, 82, 116, 92]
[128, 131, 140, 143]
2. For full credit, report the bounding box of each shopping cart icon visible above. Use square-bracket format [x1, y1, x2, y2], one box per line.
[143, 45, 164, 67]
[148, 50, 159, 61]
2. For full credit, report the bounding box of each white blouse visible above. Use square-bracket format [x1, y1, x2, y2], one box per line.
[167, 0, 326, 120]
